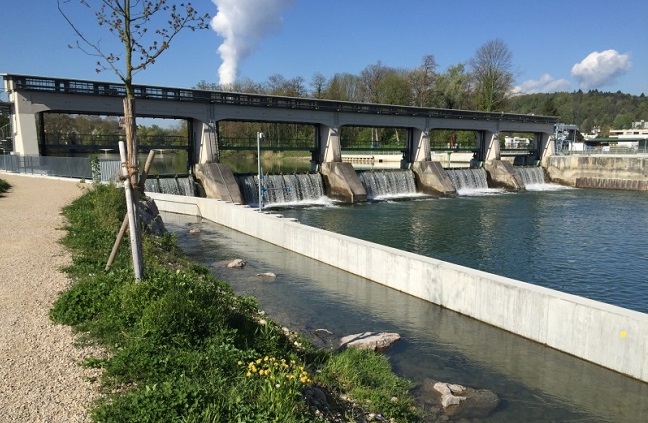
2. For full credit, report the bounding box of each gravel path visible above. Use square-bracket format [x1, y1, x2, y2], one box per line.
[0, 174, 101, 422]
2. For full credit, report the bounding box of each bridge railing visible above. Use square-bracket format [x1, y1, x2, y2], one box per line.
[5, 74, 557, 124]
[219, 136, 315, 151]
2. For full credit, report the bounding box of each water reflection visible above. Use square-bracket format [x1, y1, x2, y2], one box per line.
[163, 212, 648, 423]
[281, 189, 648, 314]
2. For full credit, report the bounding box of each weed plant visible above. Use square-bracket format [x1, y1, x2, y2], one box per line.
[0, 178, 11, 196]
[50, 183, 420, 422]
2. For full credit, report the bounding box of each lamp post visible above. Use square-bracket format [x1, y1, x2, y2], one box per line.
[257, 132, 264, 211]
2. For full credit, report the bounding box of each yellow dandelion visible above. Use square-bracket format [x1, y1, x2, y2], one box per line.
[246, 371, 251, 377]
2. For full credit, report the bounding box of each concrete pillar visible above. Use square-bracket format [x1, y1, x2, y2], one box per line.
[409, 128, 431, 163]
[483, 130, 500, 161]
[320, 162, 367, 203]
[195, 120, 219, 164]
[8, 91, 40, 156]
[538, 132, 554, 160]
[411, 161, 456, 196]
[318, 125, 341, 163]
[194, 163, 243, 203]
[484, 160, 525, 191]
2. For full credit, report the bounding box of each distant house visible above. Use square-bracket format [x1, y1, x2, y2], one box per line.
[608, 121, 648, 150]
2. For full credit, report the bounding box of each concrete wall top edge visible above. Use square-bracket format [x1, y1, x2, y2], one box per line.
[147, 192, 648, 322]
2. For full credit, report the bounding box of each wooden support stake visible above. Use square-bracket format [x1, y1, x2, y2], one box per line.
[106, 150, 157, 271]
[118, 141, 143, 281]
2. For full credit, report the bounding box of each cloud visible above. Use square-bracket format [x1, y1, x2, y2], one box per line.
[513, 74, 571, 94]
[571, 50, 631, 90]
[211, 0, 294, 86]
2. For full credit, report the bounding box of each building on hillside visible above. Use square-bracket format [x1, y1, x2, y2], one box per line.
[607, 121, 648, 151]
[609, 121, 648, 139]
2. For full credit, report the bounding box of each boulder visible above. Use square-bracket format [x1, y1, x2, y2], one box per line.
[339, 332, 400, 352]
[227, 259, 246, 268]
[417, 379, 500, 420]
[138, 197, 166, 236]
[256, 272, 277, 278]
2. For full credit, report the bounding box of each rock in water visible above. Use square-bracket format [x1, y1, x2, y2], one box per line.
[417, 379, 500, 420]
[227, 259, 246, 268]
[256, 272, 277, 278]
[339, 332, 400, 352]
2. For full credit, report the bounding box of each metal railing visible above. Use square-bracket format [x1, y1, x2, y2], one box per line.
[219, 136, 315, 151]
[0, 154, 120, 182]
[4, 74, 557, 124]
[559, 145, 648, 156]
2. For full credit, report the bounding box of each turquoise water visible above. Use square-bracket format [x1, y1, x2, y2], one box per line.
[280, 187, 648, 314]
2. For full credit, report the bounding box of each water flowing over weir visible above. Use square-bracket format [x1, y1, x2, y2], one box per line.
[516, 167, 546, 186]
[358, 170, 418, 199]
[446, 168, 489, 191]
[236, 173, 327, 206]
[144, 176, 195, 196]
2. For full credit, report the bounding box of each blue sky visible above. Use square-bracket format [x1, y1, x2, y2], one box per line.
[1, 0, 647, 99]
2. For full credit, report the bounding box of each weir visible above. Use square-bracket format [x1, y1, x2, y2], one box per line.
[446, 168, 489, 191]
[236, 173, 326, 207]
[516, 166, 546, 186]
[357, 170, 418, 199]
[144, 175, 195, 196]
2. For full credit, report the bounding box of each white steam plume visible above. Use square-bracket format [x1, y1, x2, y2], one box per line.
[211, 0, 294, 86]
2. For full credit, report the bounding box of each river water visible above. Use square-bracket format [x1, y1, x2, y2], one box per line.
[162, 183, 648, 422]
[280, 186, 648, 314]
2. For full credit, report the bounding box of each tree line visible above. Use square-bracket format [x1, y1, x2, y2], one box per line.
[197, 37, 646, 137]
[198, 38, 515, 114]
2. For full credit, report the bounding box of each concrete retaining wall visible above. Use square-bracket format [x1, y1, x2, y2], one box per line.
[544, 155, 648, 187]
[148, 192, 648, 383]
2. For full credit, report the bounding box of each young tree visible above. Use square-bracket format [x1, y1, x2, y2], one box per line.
[58, 0, 209, 185]
[58, 0, 209, 280]
[469, 38, 514, 111]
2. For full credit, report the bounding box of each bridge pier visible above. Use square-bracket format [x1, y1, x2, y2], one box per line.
[317, 125, 367, 203]
[194, 120, 219, 164]
[408, 128, 456, 196]
[6, 91, 40, 155]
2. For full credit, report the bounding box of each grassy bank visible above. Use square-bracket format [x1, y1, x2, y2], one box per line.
[50, 183, 419, 422]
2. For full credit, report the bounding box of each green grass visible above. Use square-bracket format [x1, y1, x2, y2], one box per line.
[50, 183, 421, 422]
[0, 178, 11, 196]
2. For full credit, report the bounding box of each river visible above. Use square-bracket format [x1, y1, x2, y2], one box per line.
[162, 184, 648, 422]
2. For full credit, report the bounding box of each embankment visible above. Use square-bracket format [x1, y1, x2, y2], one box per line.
[147, 192, 648, 384]
[544, 155, 648, 190]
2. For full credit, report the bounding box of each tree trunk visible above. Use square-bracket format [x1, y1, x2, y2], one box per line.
[123, 98, 139, 188]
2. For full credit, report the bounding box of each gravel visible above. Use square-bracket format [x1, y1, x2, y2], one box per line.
[0, 174, 102, 423]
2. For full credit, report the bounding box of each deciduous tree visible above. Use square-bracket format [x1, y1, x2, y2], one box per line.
[469, 38, 514, 111]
